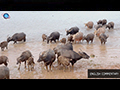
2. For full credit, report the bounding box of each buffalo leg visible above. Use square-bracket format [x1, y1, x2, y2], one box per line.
[14, 41, 17, 44]
[24, 61, 26, 68]
[54, 39, 56, 43]
[46, 65, 49, 72]
[6, 46, 8, 49]
[28, 64, 30, 71]
[24, 38, 26, 42]
[49, 63, 52, 72]
[18, 63, 21, 70]
[1, 48, 4, 51]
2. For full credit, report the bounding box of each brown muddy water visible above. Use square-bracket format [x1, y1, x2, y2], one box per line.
[1, 29, 120, 79]
[0, 11, 120, 79]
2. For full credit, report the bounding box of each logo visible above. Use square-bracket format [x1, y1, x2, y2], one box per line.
[2, 13, 10, 19]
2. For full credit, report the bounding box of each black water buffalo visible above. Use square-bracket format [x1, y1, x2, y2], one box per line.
[97, 19, 107, 26]
[53, 42, 73, 58]
[0, 66, 10, 79]
[83, 33, 94, 44]
[59, 49, 90, 68]
[66, 26, 79, 35]
[106, 22, 114, 29]
[7, 32, 26, 44]
[16, 50, 32, 70]
[47, 31, 60, 44]
[99, 33, 109, 44]
[37, 49, 56, 72]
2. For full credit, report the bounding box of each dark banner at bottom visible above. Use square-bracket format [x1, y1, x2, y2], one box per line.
[88, 69, 120, 78]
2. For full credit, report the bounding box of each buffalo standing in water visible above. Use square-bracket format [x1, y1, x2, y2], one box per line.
[7, 32, 26, 44]
[16, 50, 32, 70]
[84, 21, 94, 29]
[66, 26, 79, 35]
[37, 49, 56, 72]
[99, 33, 109, 44]
[47, 31, 60, 44]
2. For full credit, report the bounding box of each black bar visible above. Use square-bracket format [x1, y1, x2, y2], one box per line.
[88, 69, 120, 78]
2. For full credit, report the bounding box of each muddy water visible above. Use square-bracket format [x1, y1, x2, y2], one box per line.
[0, 11, 120, 79]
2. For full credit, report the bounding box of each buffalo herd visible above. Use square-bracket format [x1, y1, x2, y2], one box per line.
[0, 19, 115, 79]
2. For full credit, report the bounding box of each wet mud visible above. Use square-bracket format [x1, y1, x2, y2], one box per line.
[1, 28, 120, 79]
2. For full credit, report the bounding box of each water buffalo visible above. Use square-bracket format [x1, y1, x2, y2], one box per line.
[37, 49, 56, 72]
[106, 22, 114, 29]
[68, 35, 74, 43]
[53, 42, 73, 58]
[60, 38, 66, 44]
[72, 32, 83, 44]
[83, 33, 94, 44]
[0, 56, 9, 66]
[47, 31, 60, 44]
[84, 21, 94, 29]
[16, 50, 32, 70]
[0, 66, 9, 79]
[99, 33, 109, 44]
[0, 41, 8, 51]
[27, 57, 35, 71]
[66, 26, 79, 35]
[97, 19, 107, 25]
[94, 24, 102, 30]
[59, 49, 90, 68]
[58, 56, 72, 71]
[42, 34, 47, 41]
[94, 27, 106, 37]
[7, 32, 26, 44]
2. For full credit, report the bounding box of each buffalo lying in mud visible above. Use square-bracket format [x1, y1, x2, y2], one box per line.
[37, 49, 56, 72]
[7, 32, 26, 44]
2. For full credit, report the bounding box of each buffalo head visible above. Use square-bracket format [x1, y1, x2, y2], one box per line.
[7, 37, 12, 42]
[78, 49, 90, 59]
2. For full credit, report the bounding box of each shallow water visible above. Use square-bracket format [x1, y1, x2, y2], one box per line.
[0, 11, 120, 79]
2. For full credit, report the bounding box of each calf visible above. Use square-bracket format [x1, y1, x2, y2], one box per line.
[0, 56, 9, 66]
[58, 56, 72, 71]
[0, 41, 8, 51]
[60, 38, 66, 44]
[27, 57, 35, 71]
[42, 34, 47, 41]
